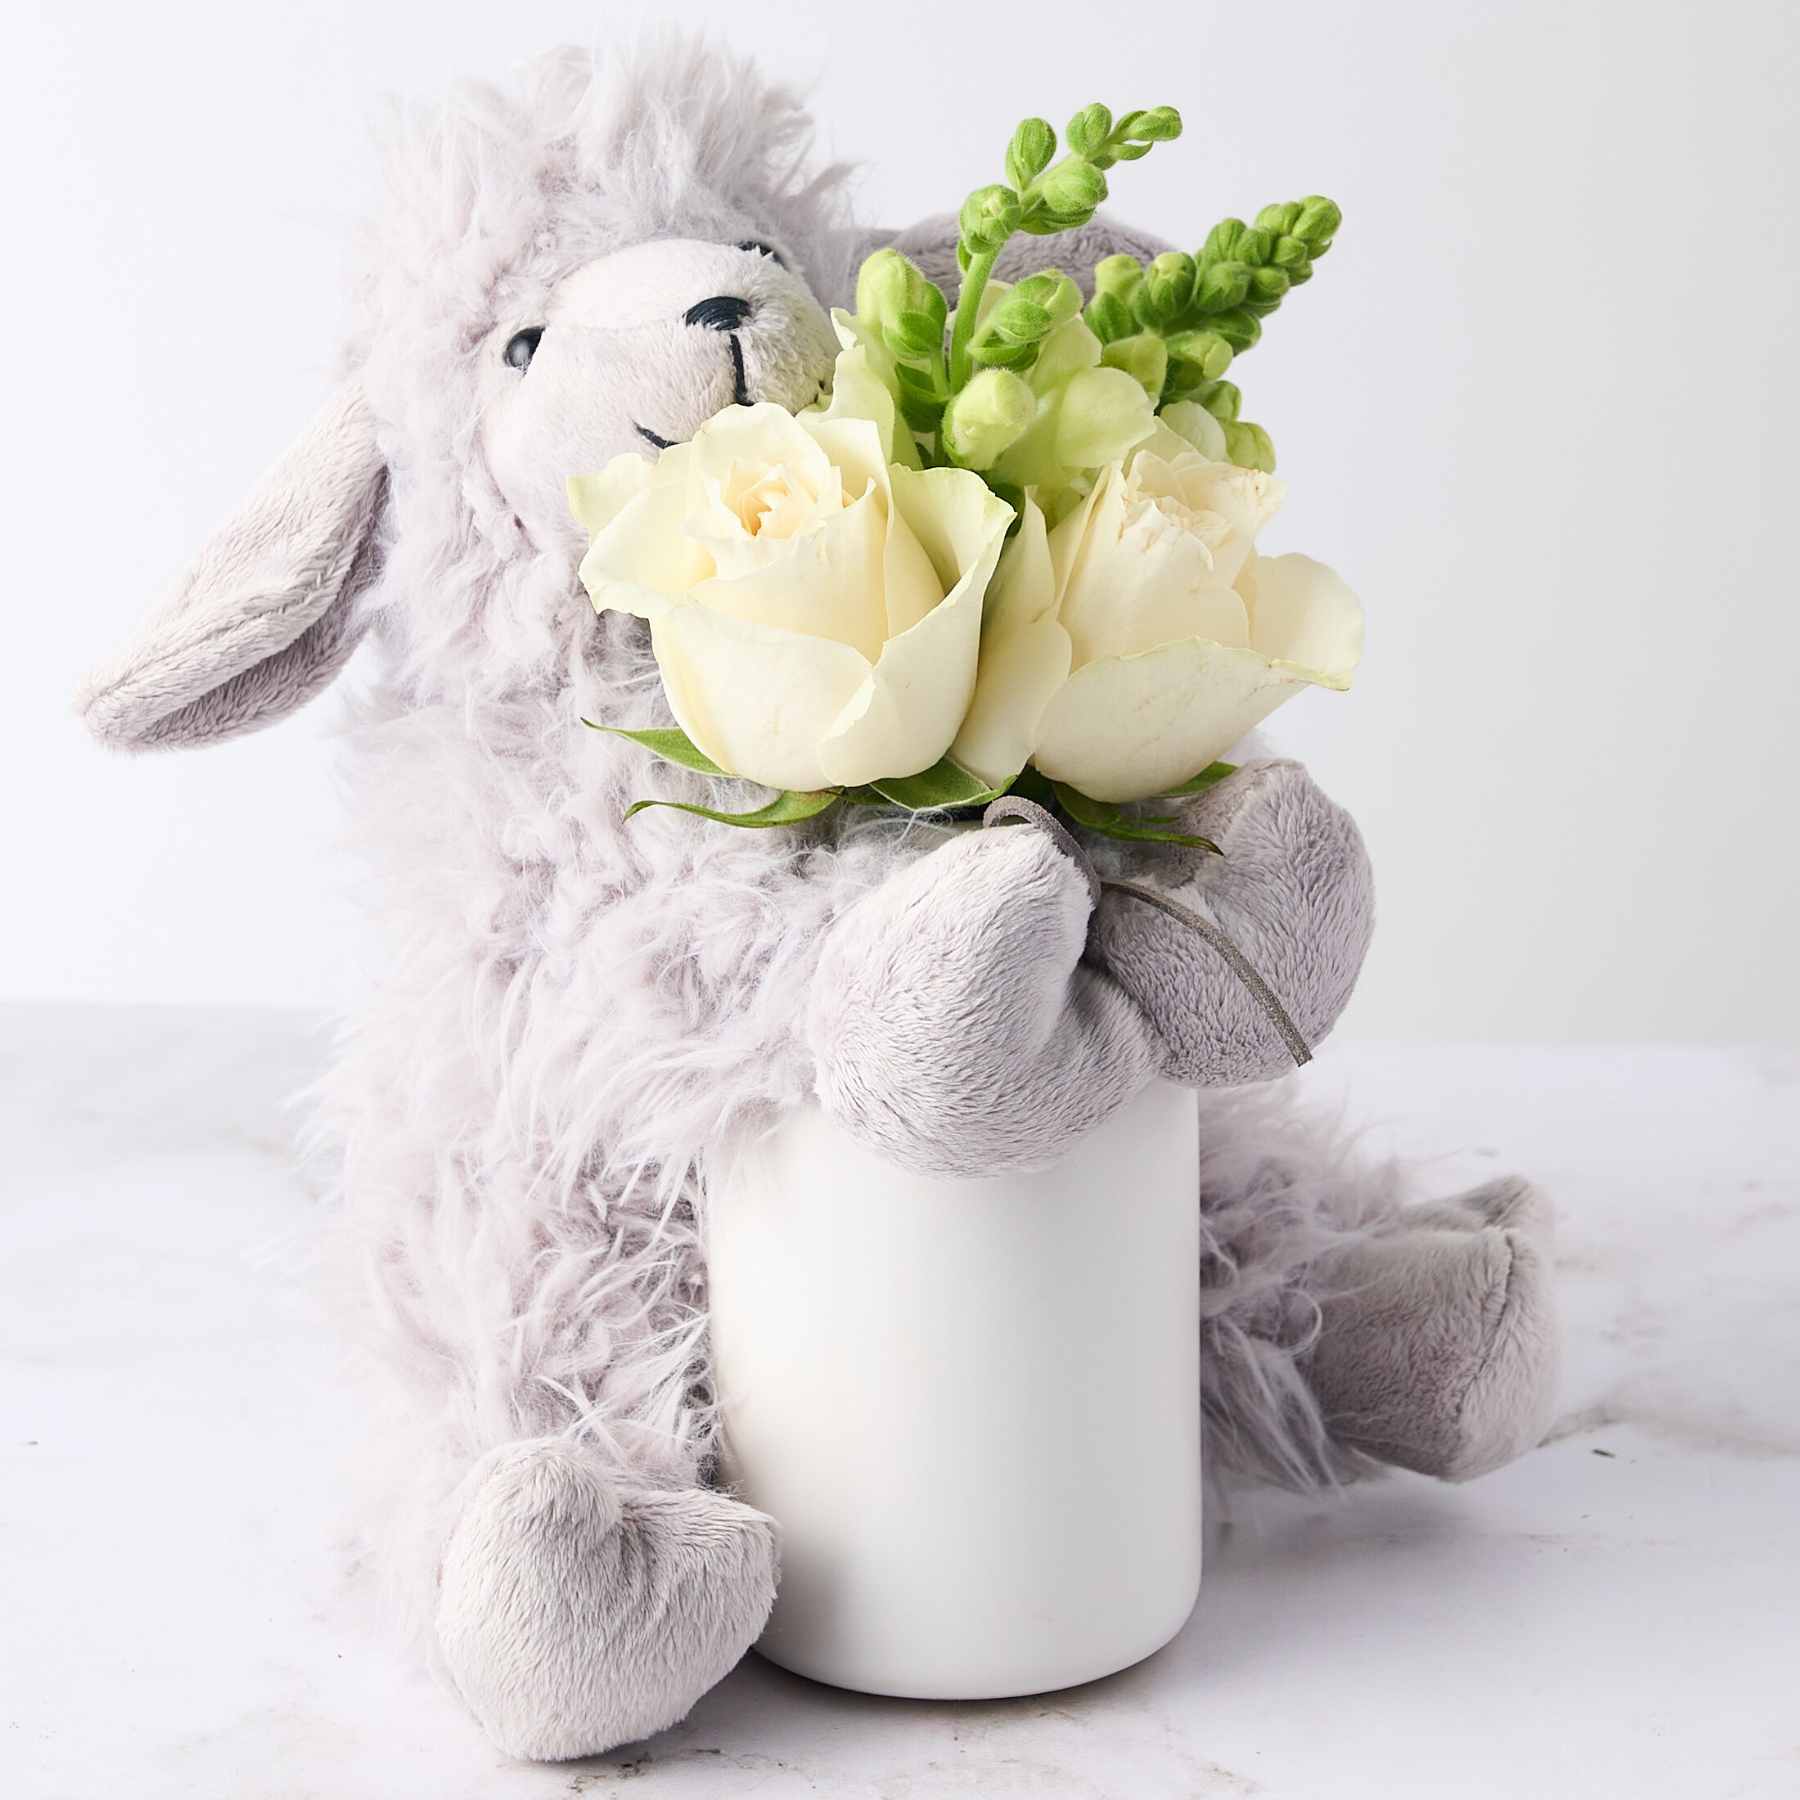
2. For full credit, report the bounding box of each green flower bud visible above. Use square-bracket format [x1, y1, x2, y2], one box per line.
[1223, 419, 1276, 473]
[1293, 195, 1342, 248]
[1036, 156, 1108, 219]
[1146, 251, 1197, 316]
[986, 295, 1052, 345]
[882, 309, 943, 360]
[969, 337, 1038, 371]
[1191, 378, 1241, 422]
[943, 368, 1037, 469]
[1093, 254, 1144, 300]
[1013, 270, 1082, 326]
[1270, 234, 1312, 272]
[893, 361, 942, 400]
[1101, 332, 1168, 399]
[855, 248, 921, 330]
[1193, 259, 1250, 313]
[1113, 105, 1182, 153]
[1164, 328, 1234, 381]
[1159, 361, 1201, 404]
[1208, 307, 1263, 353]
[1201, 218, 1251, 264]
[1066, 103, 1113, 158]
[1247, 264, 1290, 305]
[1006, 117, 1057, 192]
[1255, 201, 1300, 236]
[854, 250, 946, 362]
[1202, 220, 1273, 269]
[960, 184, 1023, 256]
[1084, 290, 1134, 345]
[1130, 104, 1182, 142]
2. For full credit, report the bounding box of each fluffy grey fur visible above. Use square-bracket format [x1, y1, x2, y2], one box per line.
[76, 37, 1558, 1762]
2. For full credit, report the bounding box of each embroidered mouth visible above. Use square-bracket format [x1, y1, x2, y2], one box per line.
[635, 333, 757, 451]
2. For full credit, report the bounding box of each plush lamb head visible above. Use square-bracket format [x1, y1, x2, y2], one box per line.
[78, 38, 1558, 1765]
[482, 240, 838, 550]
[79, 43, 844, 750]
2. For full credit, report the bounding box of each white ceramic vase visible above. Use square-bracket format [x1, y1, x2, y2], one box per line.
[709, 1080, 1202, 1699]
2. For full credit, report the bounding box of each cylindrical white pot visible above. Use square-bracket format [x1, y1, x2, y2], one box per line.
[709, 1080, 1202, 1699]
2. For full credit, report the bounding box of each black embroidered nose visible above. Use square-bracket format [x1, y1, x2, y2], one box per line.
[684, 294, 752, 332]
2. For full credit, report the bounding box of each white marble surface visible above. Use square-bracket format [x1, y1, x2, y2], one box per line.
[4, 1006, 1797, 1800]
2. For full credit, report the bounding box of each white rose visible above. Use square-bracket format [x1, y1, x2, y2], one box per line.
[951, 443, 1363, 803]
[571, 350, 1014, 793]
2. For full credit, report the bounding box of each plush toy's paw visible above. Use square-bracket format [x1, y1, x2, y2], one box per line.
[1091, 759, 1375, 1087]
[808, 821, 1156, 1175]
[1305, 1182, 1559, 1482]
[436, 1439, 777, 1762]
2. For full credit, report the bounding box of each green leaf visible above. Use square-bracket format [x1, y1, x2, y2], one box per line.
[624, 790, 842, 830]
[583, 721, 726, 777]
[865, 757, 1012, 811]
[1157, 761, 1237, 797]
[1052, 781, 1222, 855]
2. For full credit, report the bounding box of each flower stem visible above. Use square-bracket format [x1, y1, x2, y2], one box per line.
[948, 248, 999, 392]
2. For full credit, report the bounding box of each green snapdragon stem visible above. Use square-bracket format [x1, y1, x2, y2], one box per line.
[948, 248, 1000, 391]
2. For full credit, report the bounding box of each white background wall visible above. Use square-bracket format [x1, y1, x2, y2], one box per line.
[5, 0, 1796, 1040]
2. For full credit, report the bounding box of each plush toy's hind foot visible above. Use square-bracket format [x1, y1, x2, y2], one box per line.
[435, 1439, 777, 1762]
[1306, 1179, 1559, 1482]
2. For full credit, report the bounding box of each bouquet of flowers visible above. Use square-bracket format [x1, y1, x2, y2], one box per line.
[569, 103, 1362, 852]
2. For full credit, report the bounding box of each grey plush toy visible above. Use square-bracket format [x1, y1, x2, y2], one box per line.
[77, 38, 1558, 1764]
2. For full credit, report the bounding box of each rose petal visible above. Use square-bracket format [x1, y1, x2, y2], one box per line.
[646, 602, 873, 792]
[812, 344, 916, 468]
[886, 464, 1015, 601]
[579, 445, 713, 612]
[568, 455, 655, 535]
[1056, 464, 1249, 667]
[1246, 553, 1364, 688]
[818, 474, 1012, 787]
[1046, 473, 1110, 598]
[689, 485, 891, 662]
[950, 497, 1072, 787]
[688, 402, 838, 503]
[1163, 460, 1285, 589]
[1032, 638, 1317, 803]
[798, 418, 946, 641]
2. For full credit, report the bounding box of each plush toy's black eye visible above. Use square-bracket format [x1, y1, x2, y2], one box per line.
[504, 327, 544, 372]
[736, 239, 785, 267]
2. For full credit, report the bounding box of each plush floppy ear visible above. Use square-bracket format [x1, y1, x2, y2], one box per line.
[78, 382, 386, 752]
[858, 211, 1176, 306]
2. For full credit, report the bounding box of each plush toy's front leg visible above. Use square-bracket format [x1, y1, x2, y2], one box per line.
[433, 1437, 776, 1761]
[806, 820, 1161, 1177]
[1091, 759, 1376, 1083]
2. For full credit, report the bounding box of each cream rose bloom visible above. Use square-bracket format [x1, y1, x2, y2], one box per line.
[951, 432, 1364, 803]
[571, 351, 1014, 793]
